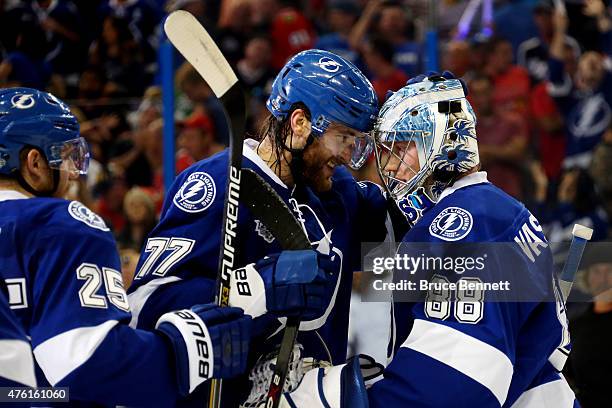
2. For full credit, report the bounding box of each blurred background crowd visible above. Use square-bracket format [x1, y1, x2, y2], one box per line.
[1, 0, 610, 406]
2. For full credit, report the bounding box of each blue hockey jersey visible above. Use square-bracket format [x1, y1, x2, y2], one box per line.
[0, 285, 36, 388]
[128, 139, 388, 403]
[368, 172, 577, 408]
[0, 191, 185, 406]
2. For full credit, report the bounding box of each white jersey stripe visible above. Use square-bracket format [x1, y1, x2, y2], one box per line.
[34, 320, 118, 385]
[510, 376, 575, 408]
[0, 339, 37, 387]
[402, 318, 514, 405]
[128, 275, 181, 328]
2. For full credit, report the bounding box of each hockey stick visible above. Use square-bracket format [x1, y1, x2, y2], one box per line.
[165, 12, 312, 408]
[164, 11, 245, 408]
[241, 169, 310, 408]
[559, 224, 593, 302]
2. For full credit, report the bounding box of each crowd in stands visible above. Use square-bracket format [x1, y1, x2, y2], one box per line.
[1, 0, 611, 405]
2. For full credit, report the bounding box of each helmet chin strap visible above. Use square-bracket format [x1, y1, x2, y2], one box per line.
[15, 168, 61, 198]
[282, 133, 315, 187]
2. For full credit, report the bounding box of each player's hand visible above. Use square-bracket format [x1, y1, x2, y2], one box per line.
[155, 305, 251, 395]
[229, 250, 336, 321]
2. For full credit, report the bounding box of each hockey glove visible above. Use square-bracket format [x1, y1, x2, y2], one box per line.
[280, 356, 369, 408]
[156, 304, 251, 395]
[229, 249, 335, 321]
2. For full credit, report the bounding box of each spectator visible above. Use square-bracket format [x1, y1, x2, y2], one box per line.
[98, 0, 162, 66]
[0, 22, 52, 89]
[32, 0, 86, 89]
[441, 40, 473, 80]
[74, 67, 108, 119]
[529, 74, 567, 182]
[236, 34, 275, 94]
[175, 62, 230, 145]
[350, 0, 421, 77]
[215, 0, 253, 66]
[176, 112, 224, 172]
[469, 74, 528, 199]
[89, 15, 148, 96]
[531, 166, 608, 244]
[548, 3, 612, 169]
[314, 0, 361, 67]
[483, 37, 531, 115]
[361, 36, 409, 104]
[517, 0, 581, 84]
[94, 174, 129, 234]
[255, 0, 317, 70]
[565, 244, 612, 408]
[117, 186, 157, 250]
[492, 0, 538, 52]
[589, 121, 612, 219]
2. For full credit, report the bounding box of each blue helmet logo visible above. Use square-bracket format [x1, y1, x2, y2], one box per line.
[266, 49, 378, 135]
[10, 94, 36, 109]
[317, 57, 341, 73]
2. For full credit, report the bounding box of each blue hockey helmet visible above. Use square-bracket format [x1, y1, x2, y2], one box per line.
[373, 73, 479, 204]
[0, 88, 89, 177]
[266, 49, 378, 169]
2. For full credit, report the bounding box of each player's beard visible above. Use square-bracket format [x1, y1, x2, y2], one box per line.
[301, 137, 337, 193]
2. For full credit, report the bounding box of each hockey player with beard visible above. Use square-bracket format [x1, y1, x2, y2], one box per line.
[128, 49, 389, 406]
[280, 72, 578, 407]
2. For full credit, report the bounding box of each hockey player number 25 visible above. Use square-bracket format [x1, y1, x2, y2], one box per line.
[77, 263, 130, 311]
[425, 275, 484, 324]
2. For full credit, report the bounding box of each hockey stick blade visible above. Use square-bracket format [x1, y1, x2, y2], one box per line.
[559, 224, 593, 302]
[164, 10, 237, 97]
[240, 169, 309, 408]
[241, 169, 310, 250]
[165, 11, 245, 408]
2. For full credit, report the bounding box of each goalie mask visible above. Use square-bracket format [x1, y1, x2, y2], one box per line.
[373, 74, 479, 223]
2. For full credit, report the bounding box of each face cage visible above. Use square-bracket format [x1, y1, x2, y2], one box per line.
[373, 129, 432, 200]
[47, 137, 90, 176]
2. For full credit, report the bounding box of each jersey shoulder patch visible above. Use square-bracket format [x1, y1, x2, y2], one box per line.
[172, 171, 217, 213]
[429, 206, 473, 241]
[68, 201, 110, 231]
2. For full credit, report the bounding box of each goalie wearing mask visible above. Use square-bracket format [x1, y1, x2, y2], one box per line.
[282, 73, 578, 408]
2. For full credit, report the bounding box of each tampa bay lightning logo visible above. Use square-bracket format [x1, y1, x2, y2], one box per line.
[317, 57, 341, 73]
[11, 94, 35, 109]
[429, 207, 473, 241]
[68, 201, 110, 231]
[173, 172, 216, 213]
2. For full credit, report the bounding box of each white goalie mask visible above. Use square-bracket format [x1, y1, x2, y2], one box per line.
[373, 76, 480, 213]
